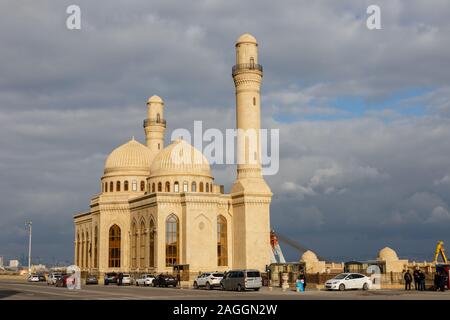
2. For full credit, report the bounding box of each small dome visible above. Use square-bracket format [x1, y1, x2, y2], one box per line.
[147, 95, 163, 104]
[150, 139, 211, 178]
[236, 33, 257, 45]
[104, 138, 153, 174]
[301, 250, 319, 263]
[378, 247, 399, 261]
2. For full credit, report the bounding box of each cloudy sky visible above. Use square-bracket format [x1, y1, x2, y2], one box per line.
[1, 0, 450, 265]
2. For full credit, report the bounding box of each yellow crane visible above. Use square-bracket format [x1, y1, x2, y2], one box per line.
[433, 240, 448, 263]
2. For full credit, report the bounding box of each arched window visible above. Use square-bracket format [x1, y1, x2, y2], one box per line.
[191, 182, 197, 192]
[108, 224, 121, 268]
[140, 181, 145, 192]
[157, 113, 161, 123]
[85, 232, 89, 268]
[149, 219, 155, 267]
[183, 181, 188, 192]
[81, 232, 85, 268]
[165, 181, 170, 192]
[102, 183, 104, 192]
[131, 222, 137, 268]
[253, 97, 256, 106]
[132, 180, 137, 191]
[158, 182, 162, 192]
[199, 182, 204, 192]
[116, 181, 121, 192]
[110, 181, 114, 192]
[166, 214, 179, 266]
[76, 233, 80, 266]
[152, 183, 156, 193]
[140, 220, 146, 268]
[250, 57, 255, 66]
[217, 215, 228, 266]
[158, 143, 161, 150]
[124, 181, 129, 191]
[174, 181, 179, 192]
[94, 226, 98, 268]
[105, 182, 108, 192]
[206, 183, 209, 193]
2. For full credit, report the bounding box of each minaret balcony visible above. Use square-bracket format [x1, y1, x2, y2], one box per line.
[143, 118, 166, 128]
[232, 63, 263, 76]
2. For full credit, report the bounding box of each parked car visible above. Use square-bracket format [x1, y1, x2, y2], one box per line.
[86, 274, 98, 285]
[104, 272, 118, 285]
[325, 273, 372, 291]
[47, 273, 62, 285]
[193, 272, 224, 290]
[28, 274, 40, 282]
[153, 274, 178, 287]
[135, 274, 155, 286]
[220, 270, 262, 291]
[55, 275, 70, 287]
[38, 274, 46, 282]
[119, 274, 132, 286]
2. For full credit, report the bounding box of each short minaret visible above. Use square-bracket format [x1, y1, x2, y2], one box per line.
[231, 34, 272, 272]
[144, 95, 166, 162]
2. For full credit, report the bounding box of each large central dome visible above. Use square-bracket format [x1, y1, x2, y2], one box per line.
[104, 138, 153, 174]
[150, 139, 211, 178]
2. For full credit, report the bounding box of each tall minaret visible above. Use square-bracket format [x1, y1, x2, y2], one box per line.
[144, 95, 166, 162]
[231, 34, 272, 271]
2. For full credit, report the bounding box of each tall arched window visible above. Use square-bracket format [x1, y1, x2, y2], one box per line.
[183, 181, 188, 192]
[250, 57, 255, 66]
[206, 183, 209, 193]
[165, 181, 170, 192]
[174, 181, 179, 192]
[191, 182, 197, 192]
[158, 182, 162, 192]
[152, 183, 156, 193]
[94, 226, 98, 268]
[131, 222, 137, 268]
[140, 181, 145, 191]
[217, 215, 228, 266]
[140, 220, 146, 268]
[124, 181, 129, 191]
[81, 232, 85, 268]
[108, 225, 121, 268]
[199, 182, 204, 192]
[149, 219, 155, 267]
[85, 232, 89, 268]
[105, 182, 108, 192]
[157, 113, 161, 123]
[76, 233, 80, 266]
[110, 181, 114, 192]
[116, 181, 121, 192]
[166, 214, 179, 266]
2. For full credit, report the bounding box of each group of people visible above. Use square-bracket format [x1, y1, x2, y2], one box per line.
[403, 268, 448, 291]
[403, 269, 426, 291]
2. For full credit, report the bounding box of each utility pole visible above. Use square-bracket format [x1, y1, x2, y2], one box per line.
[26, 221, 32, 274]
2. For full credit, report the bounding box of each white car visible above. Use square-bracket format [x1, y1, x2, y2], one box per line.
[121, 274, 132, 285]
[47, 273, 62, 285]
[28, 274, 40, 282]
[135, 274, 155, 286]
[193, 272, 224, 290]
[325, 273, 372, 291]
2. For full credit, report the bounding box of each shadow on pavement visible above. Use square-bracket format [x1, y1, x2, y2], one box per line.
[0, 290, 20, 299]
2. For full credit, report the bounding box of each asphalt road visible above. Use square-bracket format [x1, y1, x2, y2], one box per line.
[1, 279, 449, 300]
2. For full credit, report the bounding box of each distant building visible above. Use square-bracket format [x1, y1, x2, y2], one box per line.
[9, 260, 19, 268]
[0, 256, 4, 267]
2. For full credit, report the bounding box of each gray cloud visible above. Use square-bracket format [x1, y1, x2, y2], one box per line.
[1, 0, 450, 264]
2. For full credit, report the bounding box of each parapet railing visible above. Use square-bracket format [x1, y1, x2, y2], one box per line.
[143, 119, 166, 127]
[232, 63, 263, 76]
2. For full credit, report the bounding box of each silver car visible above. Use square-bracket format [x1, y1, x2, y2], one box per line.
[220, 269, 262, 291]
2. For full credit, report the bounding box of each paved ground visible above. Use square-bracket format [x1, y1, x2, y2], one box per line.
[0, 279, 449, 300]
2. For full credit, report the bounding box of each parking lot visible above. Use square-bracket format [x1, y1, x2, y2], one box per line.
[1, 279, 450, 300]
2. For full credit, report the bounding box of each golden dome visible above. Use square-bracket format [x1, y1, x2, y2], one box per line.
[300, 250, 319, 263]
[147, 95, 163, 104]
[377, 247, 399, 261]
[104, 138, 153, 174]
[150, 139, 211, 177]
[236, 33, 257, 45]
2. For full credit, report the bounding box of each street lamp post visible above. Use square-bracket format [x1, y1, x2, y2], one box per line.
[26, 221, 32, 274]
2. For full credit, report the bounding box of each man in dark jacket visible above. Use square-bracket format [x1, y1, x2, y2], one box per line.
[439, 272, 447, 292]
[418, 270, 426, 291]
[434, 271, 441, 291]
[413, 269, 420, 290]
[404, 270, 412, 290]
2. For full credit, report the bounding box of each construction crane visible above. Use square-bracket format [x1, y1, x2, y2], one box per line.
[270, 230, 327, 262]
[270, 231, 286, 263]
[433, 240, 448, 263]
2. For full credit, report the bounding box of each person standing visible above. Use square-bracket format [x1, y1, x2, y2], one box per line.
[439, 271, 447, 292]
[404, 270, 412, 290]
[413, 268, 420, 290]
[434, 271, 441, 291]
[298, 271, 306, 291]
[418, 270, 426, 291]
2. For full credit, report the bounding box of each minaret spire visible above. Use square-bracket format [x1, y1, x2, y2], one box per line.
[144, 95, 166, 162]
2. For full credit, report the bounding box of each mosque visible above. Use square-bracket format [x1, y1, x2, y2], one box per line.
[73, 34, 273, 277]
